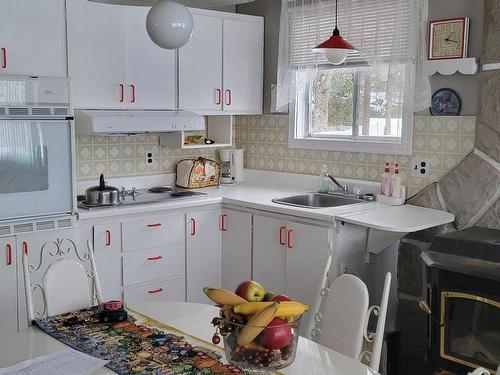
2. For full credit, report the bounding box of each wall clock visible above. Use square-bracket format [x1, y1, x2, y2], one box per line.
[429, 17, 469, 60]
[430, 88, 462, 116]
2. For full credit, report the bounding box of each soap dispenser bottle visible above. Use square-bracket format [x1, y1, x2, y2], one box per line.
[391, 163, 402, 198]
[318, 164, 329, 193]
[381, 162, 391, 196]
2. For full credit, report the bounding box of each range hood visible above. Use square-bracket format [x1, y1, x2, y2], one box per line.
[75, 110, 205, 135]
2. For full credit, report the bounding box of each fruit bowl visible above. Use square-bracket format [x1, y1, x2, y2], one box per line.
[222, 316, 300, 373]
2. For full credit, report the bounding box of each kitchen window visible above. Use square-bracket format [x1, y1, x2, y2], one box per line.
[277, 0, 424, 155]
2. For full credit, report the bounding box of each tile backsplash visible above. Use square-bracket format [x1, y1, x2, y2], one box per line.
[234, 115, 476, 197]
[76, 134, 223, 181]
[76, 116, 476, 198]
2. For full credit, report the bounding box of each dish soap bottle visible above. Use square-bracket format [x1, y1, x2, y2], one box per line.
[380, 162, 391, 196]
[391, 163, 402, 198]
[318, 164, 329, 193]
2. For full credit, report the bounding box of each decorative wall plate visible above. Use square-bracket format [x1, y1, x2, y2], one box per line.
[430, 88, 462, 116]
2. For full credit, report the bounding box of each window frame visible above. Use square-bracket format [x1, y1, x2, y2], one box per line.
[289, 65, 415, 155]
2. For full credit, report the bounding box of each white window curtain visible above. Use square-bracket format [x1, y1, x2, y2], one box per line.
[276, 0, 431, 112]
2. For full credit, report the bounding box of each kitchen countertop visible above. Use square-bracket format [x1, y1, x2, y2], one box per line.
[77, 178, 455, 233]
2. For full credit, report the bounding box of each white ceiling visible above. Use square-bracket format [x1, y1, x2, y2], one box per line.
[88, 0, 255, 7]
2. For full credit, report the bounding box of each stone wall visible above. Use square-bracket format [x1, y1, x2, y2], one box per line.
[396, 2, 500, 373]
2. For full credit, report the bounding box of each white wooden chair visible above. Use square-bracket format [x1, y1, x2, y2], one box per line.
[23, 239, 103, 322]
[309, 272, 392, 373]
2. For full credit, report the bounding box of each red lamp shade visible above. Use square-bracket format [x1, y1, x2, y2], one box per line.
[313, 28, 358, 65]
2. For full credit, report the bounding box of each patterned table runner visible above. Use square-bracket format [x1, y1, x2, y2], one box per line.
[35, 307, 280, 375]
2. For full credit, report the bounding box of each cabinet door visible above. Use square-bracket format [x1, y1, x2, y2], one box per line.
[186, 209, 222, 303]
[252, 215, 286, 294]
[223, 17, 263, 113]
[66, 0, 127, 109]
[93, 223, 122, 301]
[178, 13, 223, 111]
[125, 6, 176, 110]
[0, 0, 67, 77]
[285, 221, 330, 310]
[0, 237, 17, 335]
[222, 209, 252, 290]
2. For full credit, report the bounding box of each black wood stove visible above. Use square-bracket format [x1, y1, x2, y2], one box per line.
[421, 227, 500, 374]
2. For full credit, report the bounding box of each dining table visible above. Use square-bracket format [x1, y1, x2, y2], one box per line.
[0, 302, 379, 375]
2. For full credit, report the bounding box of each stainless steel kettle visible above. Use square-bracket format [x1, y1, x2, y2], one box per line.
[85, 174, 121, 206]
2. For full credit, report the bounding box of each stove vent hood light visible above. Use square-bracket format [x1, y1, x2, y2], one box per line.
[74, 110, 205, 135]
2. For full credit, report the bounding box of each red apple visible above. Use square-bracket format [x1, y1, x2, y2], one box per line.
[235, 280, 265, 302]
[260, 317, 294, 350]
[270, 294, 291, 302]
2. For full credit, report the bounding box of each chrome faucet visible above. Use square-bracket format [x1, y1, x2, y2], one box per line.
[326, 174, 348, 195]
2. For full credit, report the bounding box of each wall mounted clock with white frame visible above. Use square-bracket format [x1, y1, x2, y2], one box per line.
[428, 17, 470, 60]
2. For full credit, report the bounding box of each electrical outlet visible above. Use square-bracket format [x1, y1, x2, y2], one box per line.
[145, 150, 154, 166]
[411, 157, 430, 177]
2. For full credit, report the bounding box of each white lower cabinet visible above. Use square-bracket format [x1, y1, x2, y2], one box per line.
[0, 236, 17, 335]
[252, 215, 287, 294]
[186, 209, 222, 304]
[221, 209, 252, 291]
[252, 214, 330, 310]
[124, 278, 185, 304]
[93, 223, 122, 301]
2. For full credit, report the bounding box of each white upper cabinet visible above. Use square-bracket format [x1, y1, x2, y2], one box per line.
[67, 0, 176, 110]
[0, 0, 67, 77]
[179, 10, 263, 115]
[223, 17, 263, 114]
[179, 13, 223, 112]
[124, 6, 176, 110]
[67, 0, 127, 109]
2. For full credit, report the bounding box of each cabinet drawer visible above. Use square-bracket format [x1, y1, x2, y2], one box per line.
[122, 215, 184, 252]
[124, 278, 185, 304]
[123, 244, 184, 287]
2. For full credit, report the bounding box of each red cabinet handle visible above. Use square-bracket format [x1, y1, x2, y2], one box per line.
[215, 88, 222, 105]
[148, 288, 163, 294]
[105, 230, 111, 246]
[279, 226, 286, 246]
[147, 223, 162, 228]
[22, 241, 28, 255]
[1, 48, 6, 69]
[190, 218, 196, 236]
[287, 229, 294, 249]
[6, 244, 12, 266]
[147, 256, 163, 261]
[129, 84, 136, 103]
[226, 89, 232, 105]
[119, 84, 125, 103]
[220, 214, 227, 232]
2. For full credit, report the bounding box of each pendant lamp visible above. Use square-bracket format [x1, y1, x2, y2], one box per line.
[313, 0, 357, 65]
[146, 0, 194, 49]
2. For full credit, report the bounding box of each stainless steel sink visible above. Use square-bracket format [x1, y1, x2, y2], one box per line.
[272, 193, 366, 209]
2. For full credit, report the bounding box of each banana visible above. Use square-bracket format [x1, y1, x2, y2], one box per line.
[233, 301, 309, 317]
[237, 302, 279, 346]
[203, 287, 248, 307]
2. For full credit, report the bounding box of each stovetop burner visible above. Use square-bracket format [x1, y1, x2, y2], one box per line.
[148, 186, 172, 193]
[78, 186, 206, 211]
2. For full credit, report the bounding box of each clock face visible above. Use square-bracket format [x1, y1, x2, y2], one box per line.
[429, 18, 468, 59]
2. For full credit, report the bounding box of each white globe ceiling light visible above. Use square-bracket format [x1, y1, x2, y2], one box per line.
[146, 0, 194, 49]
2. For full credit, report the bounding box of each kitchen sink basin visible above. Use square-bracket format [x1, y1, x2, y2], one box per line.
[272, 193, 366, 209]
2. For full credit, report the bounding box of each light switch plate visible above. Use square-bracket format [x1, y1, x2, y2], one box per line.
[411, 157, 430, 177]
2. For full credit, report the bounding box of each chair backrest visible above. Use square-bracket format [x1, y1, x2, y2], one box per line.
[360, 272, 392, 372]
[43, 259, 92, 316]
[23, 236, 102, 322]
[317, 274, 369, 359]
